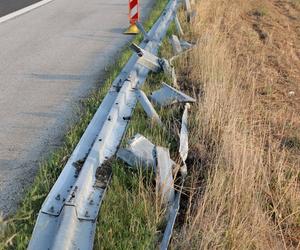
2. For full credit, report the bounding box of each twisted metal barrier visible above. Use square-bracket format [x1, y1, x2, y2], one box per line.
[28, 0, 194, 249]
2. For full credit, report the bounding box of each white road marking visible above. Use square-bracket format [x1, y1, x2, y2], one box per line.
[0, 0, 54, 25]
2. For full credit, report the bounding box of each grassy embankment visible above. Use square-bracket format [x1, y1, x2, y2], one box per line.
[170, 0, 300, 249]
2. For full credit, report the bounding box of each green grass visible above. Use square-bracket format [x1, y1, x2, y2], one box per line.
[94, 30, 183, 248]
[0, 1, 185, 249]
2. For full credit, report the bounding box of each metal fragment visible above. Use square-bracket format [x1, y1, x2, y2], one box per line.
[169, 35, 183, 55]
[179, 103, 189, 162]
[117, 134, 156, 169]
[137, 89, 162, 125]
[150, 82, 196, 107]
[160, 58, 173, 77]
[160, 191, 181, 250]
[130, 43, 162, 72]
[174, 14, 184, 36]
[160, 103, 192, 249]
[171, 67, 179, 88]
[156, 146, 175, 205]
[179, 103, 190, 176]
[130, 43, 173, 78]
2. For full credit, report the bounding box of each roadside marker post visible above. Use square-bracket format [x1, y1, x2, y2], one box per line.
[124, 0, 140, 35]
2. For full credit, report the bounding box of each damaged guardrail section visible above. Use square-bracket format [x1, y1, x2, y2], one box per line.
[28, 0, 195, 249]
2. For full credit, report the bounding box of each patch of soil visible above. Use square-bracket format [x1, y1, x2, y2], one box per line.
[95, 158, 113, 189]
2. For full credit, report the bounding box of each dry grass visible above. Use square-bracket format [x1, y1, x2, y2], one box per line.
[172, 0, 300, 249]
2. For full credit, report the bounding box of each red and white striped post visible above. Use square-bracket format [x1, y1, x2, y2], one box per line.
[124, 0, 140, 34]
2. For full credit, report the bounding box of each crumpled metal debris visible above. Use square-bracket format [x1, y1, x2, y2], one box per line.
[179, 103, 190, 176]
[160, 103, 191, 250]
[117, 134, 156, 169]
[150, 82, 196, 107]
[117, 89, 193, 249]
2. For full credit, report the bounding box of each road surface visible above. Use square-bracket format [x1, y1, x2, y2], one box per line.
[0, 0, 154, 216]
[0, 0, 42, 17]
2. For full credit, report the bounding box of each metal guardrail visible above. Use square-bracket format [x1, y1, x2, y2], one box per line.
[28, 0, 182, 249]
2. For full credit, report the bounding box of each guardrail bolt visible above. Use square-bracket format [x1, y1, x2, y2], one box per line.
[55, 194, 61, 201]
[123, 116, 131, 121]
[85, 211, 90, 217]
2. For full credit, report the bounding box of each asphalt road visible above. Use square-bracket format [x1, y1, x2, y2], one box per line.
[0, 0, 154, 216]
[0, 0, 42, 17]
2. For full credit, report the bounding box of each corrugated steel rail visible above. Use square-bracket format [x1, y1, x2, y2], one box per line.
[28, 0, 180, 249]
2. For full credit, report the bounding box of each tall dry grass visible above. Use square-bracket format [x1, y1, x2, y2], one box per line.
[173, 0, 300, 249]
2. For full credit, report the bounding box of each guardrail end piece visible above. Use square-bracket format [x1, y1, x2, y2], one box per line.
[117, 134, 156, 169]
[150, 82, 196, 107]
